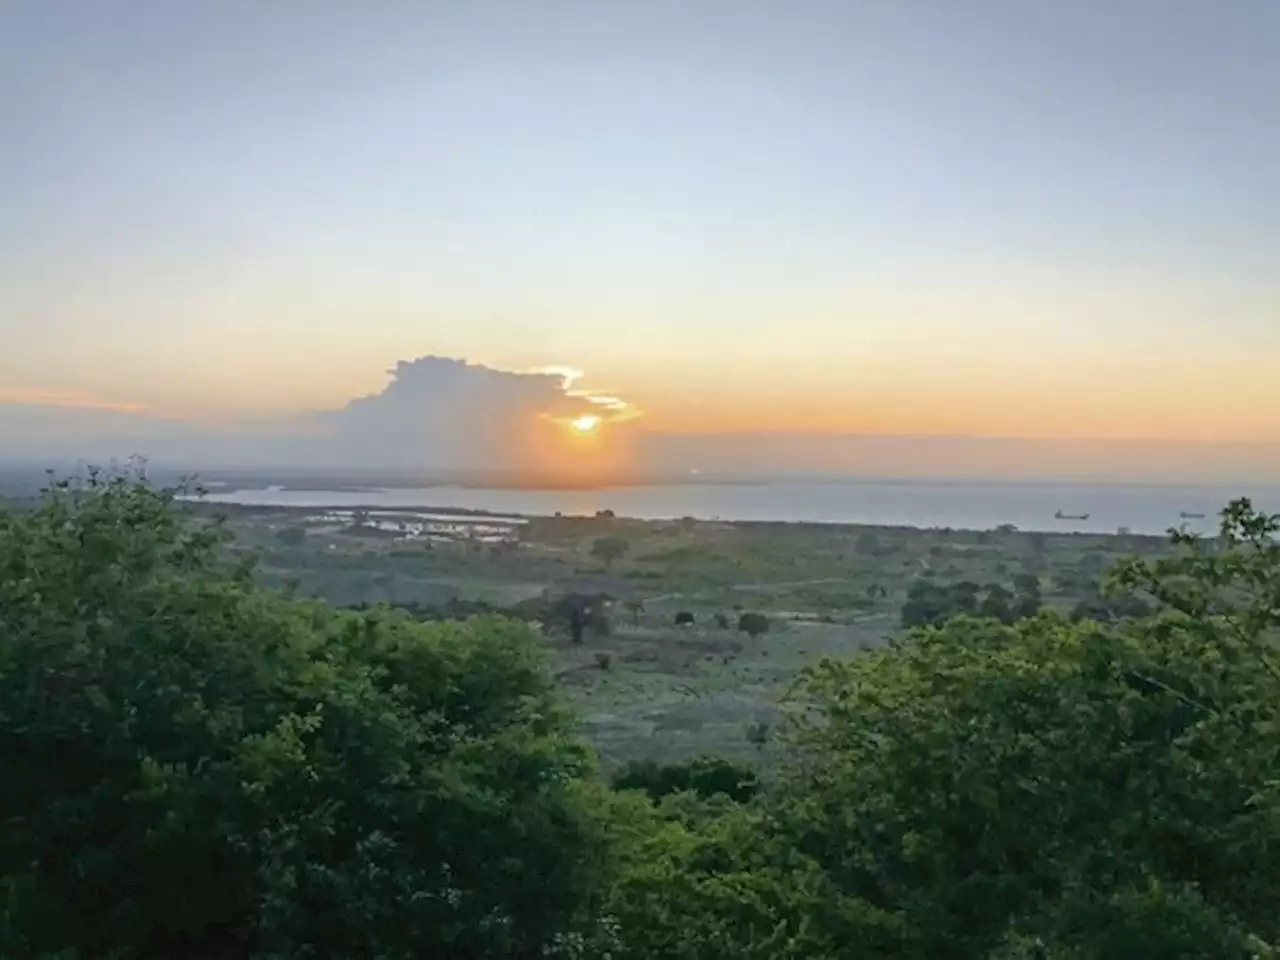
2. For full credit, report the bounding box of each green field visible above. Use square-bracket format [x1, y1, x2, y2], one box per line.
[206, 502, 1168, 766]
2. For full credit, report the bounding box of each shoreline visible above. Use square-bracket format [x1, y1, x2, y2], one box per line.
[191, 496, 1173, 541]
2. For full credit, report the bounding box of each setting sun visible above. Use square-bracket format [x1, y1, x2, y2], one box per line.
[571, 415, 600, 433]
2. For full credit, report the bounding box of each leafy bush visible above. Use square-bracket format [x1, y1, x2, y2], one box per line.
[901, 578, 1040, 627]
[611, 756, 760, 804]
[590, 535, 630, 564]
[542, 591, 612, 643]
[593, 798, 864, 960]
[780, 503, 1280, 954]
[0, 473, 606, 958]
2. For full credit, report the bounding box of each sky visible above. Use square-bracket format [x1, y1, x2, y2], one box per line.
[2, 1, 1279, 480]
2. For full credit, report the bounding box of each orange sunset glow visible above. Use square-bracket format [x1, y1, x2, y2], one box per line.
[5, 7, 1280, 952]
[1, 2, 1276, 484]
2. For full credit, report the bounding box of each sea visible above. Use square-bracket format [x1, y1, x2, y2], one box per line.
[197, 479, 1280, 537]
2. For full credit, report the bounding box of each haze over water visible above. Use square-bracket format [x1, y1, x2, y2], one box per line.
[203, 479, 1280, 536]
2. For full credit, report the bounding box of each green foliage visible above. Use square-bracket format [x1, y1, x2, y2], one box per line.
[780, 607, 1280, 952]
[0, 473, 606, 958]
[590, 535, 630, 565]
[999, 877, 1267, 958]
[737, 611, 770, 636]
[611, 756, 760, 804]
[1108, 498, 1280, 651]
[591, 796, 879, 959]
[1069, 591, 1154, 624]
[901, 577, 1042, 627]
[8, 478, 1280, 960]
[775, 499, 1280, 955]
[543, 592, 612, 643]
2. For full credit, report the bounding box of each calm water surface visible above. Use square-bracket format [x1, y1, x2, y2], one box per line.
[200, 480, 1280, 536]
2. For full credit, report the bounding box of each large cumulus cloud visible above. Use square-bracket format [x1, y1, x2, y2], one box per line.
[304, 357, 637, 472]
[0, 356, 640, 477]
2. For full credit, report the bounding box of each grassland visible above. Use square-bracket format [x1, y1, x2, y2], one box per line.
[204, 502, 1168, 766]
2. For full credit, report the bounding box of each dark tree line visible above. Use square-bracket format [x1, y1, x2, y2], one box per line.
[900, 574, 1042, 627]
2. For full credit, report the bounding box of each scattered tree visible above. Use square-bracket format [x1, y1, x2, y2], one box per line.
[546, 591, 611, 643]
[902, 577, 1041, 628]
[978, 583, 1013, 621]
[591, 535, 630, 566]
[612, 756, 760, 804]
[1011, 571, 1042, 596]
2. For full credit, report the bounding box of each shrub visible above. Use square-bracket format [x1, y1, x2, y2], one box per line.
[0, 472, 606, 958]
[611, 757, 760, 804]
[591, 535, 630, 564]
[786, 501, 1280, 956]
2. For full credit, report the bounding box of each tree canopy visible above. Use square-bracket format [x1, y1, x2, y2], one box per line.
[590, 535, 630, 565]
[0, 472, 606, 958]
[4, 475, 1280, 958]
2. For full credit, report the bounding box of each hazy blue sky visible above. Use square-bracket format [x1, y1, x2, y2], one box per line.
[2, 1, 1278, 453]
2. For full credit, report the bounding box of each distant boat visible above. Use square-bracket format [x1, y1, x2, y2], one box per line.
[1054, 510, 1090, 521]
[1179, 511, 1206, 519]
